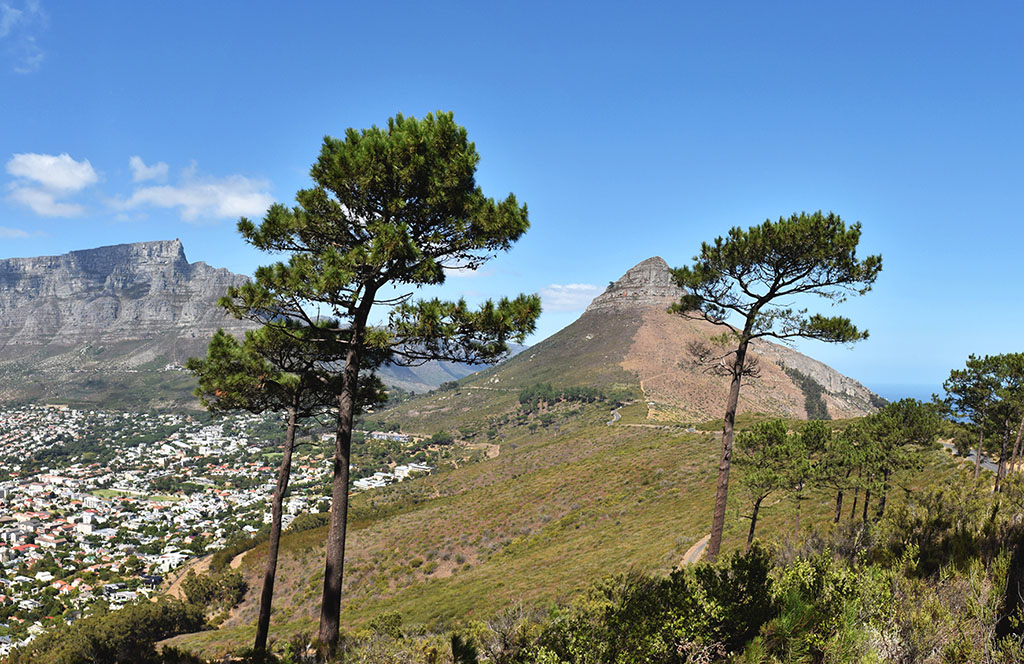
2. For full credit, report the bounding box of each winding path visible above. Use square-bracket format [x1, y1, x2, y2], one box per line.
[680, 534, 710, 566]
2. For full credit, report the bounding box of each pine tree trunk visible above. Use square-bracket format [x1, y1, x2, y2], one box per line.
[849, 471, 860, 521]
[255, 403, 298, 653]
[975, 406, 987, 480]
[834, 468, 850, 524]
[746, 495, 763, 553]
[319, 307, 370, 654]
[995, 421, 1010, 494]
[1011, 413, 1024, 475]
[794, 490, 802, 535]
[862, 488, 870, 522]
[707, 338, 750, 562]
[876, 468, 890, 520]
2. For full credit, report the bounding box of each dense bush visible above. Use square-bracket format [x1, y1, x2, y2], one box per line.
[8, 599, 205, 664]
[535, 545, 775, 663]
[181, 570, 247, 610]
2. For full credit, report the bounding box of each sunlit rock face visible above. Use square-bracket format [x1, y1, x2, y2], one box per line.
[0, 239, 251, 354]
[584, 256, 685, 314]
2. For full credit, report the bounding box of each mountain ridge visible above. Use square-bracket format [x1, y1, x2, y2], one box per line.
[0, 240, 524, 405]
[462, 255, 880, 422]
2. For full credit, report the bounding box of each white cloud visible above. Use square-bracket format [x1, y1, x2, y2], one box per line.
[0, 225, 29, 238]
[5, 152, 97, 217]
[6, 152, 98, 192]
[119, 165, 273, 222]
[129, 156, 168, 183]
[539, 283, 604, 312]
[1, 1, 46, 73]
[8, 186, 82, 216]
[0, 3, 24, 38]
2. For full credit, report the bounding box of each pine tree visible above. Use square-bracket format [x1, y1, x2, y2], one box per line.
[224, 111, 540, 653]
[187, 322, 384, 653]
[671, 211, 881, 560]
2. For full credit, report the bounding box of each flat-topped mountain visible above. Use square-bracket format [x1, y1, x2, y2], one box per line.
[0, 239, 251, 351]
[0, 240, 518, 405]
[0, 240, 252, 406]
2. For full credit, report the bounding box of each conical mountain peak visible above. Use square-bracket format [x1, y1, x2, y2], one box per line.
[585, 256, 685, 313]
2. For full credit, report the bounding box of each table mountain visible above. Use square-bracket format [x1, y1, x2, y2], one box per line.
[0, 240, 251, 406]
[0, 240, 521, 406]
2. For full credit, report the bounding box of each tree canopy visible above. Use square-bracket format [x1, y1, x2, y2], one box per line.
[671, 211, 881, 344]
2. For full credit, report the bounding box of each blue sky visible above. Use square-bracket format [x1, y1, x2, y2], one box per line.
[1, 1, 1021, 399]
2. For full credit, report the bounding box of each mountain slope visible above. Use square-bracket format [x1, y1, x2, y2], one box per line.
[162, 257, 891, 656]
[387, 256, 880, 432]
[0, 240, 251, 406]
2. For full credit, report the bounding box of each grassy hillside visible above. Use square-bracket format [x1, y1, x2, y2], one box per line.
[164, 399, 963, 657]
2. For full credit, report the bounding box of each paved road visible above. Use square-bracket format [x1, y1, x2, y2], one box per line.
[941, 441, 998, 473]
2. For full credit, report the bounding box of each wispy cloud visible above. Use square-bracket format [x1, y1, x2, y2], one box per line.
[116, 162, 273, 222]
[539, 283, 603, 312]
[8, 186, 82, 216]
[5, 152, 97, 217]
[129, 156, 168, 183]
[0, 225, 29, 238]
[1, 0, 46, 74]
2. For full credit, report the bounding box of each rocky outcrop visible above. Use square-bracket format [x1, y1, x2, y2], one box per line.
[585, 257, 684, 313]
[0, 240, 250, 357]
[600, 257, 882, 420]
[0, 240, 255, 406]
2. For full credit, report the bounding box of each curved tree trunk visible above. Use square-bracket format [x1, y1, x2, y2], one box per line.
[707, 338, 750, 562]
[254, 403, 298, 653]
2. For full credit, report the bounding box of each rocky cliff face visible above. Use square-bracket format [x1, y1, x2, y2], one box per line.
[0, 240, 253, 406]
[585, 256, 684, 313]
[0, 240, 250, 353]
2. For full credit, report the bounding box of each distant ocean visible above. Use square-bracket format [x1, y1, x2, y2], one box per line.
[867, 383, 942, 404]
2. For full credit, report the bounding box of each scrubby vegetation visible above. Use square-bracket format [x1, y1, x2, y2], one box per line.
[211, 472, 1023, 663]
[7, 599, 205, 664]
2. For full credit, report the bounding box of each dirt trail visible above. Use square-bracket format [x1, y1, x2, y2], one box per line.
[230, 550, 248, 569]
[164, 553, 213, 600]
[679, 534, 710, 567]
